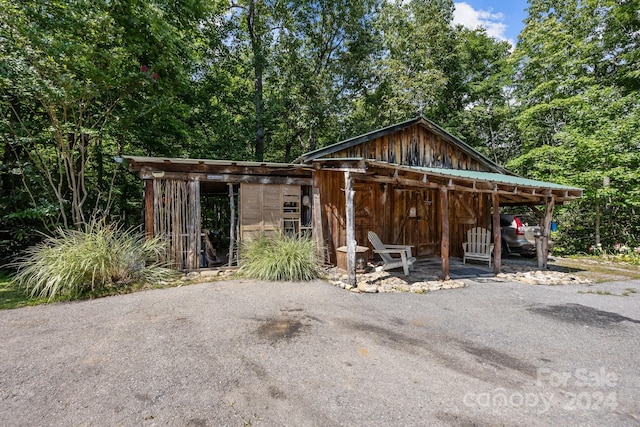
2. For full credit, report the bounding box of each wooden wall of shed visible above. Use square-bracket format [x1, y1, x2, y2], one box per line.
[327, 124, 489, 171]
[315, 169, 344, 264]
[316, 170, 493, 263]
[390, 187, 441, 256]
[448, 191, 492, 257]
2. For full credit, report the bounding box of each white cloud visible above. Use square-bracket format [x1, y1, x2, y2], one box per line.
[453, 2, 513, 46]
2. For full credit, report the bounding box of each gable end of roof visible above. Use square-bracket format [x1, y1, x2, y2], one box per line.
[295, 115, 507, 174]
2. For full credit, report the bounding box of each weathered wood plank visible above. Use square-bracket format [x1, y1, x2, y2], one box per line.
[139, 170, 311, 185]
[144, 179, 154, 239]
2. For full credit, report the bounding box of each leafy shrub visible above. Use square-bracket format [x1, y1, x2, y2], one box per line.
[239, 232, 321, 281]
[11, 221, 173, 300]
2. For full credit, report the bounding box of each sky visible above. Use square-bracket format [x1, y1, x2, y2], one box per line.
[452, 1, 529, 47]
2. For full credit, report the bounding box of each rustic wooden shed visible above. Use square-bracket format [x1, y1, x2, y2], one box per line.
[295, 116, 582, 283]
[120, 157, 312, 269]
[122, 115, 581, 281]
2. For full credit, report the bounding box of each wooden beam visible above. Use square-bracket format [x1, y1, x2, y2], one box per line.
[492, 192, 502, 274]
[139, 170, 312, 186]
[319, 167, 367, 174]
[357, 173, 572, 204]
[440, 186, 450, 280]
[144, 179, 154, 239]
[345, 171, 357, 287]
[356, 173, 440, 189]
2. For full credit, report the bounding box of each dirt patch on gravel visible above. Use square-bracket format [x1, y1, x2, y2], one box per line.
[549, 257, 640, 283]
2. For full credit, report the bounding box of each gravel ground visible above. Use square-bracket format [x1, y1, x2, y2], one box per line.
[1, 276, 639, 426]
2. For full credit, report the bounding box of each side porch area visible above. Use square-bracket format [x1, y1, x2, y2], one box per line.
[312, 159, 582, 285]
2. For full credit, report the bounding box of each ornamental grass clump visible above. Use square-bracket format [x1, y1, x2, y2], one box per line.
[240, 232, 321, 281]
[12, 221, 172, 300]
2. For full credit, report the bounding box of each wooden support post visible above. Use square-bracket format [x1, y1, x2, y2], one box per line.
[492, 192, 502, 274]
[187, 179, 201, 270]
[312, 169, 325, 263]
[228, 183, 236, 267]
[439, 186, 450, 280]
[345, 171, 357, 287]
[144, 179, 154, 239]
[537, 196, 555, 269]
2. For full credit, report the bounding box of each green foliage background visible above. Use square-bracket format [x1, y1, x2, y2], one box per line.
[1, 0, 638, 260]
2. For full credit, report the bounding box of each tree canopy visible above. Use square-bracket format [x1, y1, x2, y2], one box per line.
[1, 0, 638, 261]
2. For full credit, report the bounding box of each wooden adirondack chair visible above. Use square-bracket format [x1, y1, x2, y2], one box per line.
[368, 231, 416, 276]
[462, 227, 494, 267]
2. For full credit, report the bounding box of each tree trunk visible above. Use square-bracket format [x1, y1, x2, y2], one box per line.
[254, 66, 265, 161]
[247, 0, 265, 162]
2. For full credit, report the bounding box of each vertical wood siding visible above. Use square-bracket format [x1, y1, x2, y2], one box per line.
[153, 178, 201, 270]
[316, 123, 495, 262]
[327, 124, 489, 171]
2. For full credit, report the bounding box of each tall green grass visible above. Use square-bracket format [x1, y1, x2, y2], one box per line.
[11, 221, 173, 300]
[239, 232, 321, 281]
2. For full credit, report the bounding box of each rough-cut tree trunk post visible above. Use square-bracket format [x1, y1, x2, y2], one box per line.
[188, 179, 201, 270]
[440, 186, 450, 280]
[537, 196, 555, 269]
[144, 179, 154, 239]
[345, 171, 356, 287]
[492, 192, 501, 274]
[228, 183, 236, 267]
[595, 198, 601, 246]
[312, 168, 325, 263]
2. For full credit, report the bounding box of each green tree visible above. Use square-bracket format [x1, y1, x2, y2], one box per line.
[509, 0, 640, 251]
[0, 0, 209, 231]
[267, 0, 383, 160]
[450, 27, 516, 164]
[346, 0, 456, 130]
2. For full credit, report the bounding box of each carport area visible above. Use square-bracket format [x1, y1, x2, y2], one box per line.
[1, 277, 638, 426]
[312, 158, 583, 284]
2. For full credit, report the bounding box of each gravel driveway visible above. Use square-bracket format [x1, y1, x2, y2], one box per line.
[1, 277, 639, 426]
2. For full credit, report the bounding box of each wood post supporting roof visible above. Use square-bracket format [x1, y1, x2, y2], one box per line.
[228, 183, 236, 267]
[537, 196, 556, 269]
[492, 193, 502, 274]
[144, 179, 154, 239]
[439, 186, 450, 280]
[312, 167, 325, 263]
[345, 172, 357, 287]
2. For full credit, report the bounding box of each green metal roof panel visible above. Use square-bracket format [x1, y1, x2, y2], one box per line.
[411, 166, 582, 191]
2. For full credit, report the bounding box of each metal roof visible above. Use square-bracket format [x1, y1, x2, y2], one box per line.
[314, 158, 580, 193]
[409, 166, 582, 191]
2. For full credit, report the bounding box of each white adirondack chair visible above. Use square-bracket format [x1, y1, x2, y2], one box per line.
[462, 227, 494, 267]
[368, 231, 416, 276]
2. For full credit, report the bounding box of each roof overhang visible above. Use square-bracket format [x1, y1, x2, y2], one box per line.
[116, 156, 312, 183]
[314, 158, 583, 205]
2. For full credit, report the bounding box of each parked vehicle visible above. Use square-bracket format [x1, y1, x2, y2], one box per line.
[499, 214, 542, 257]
